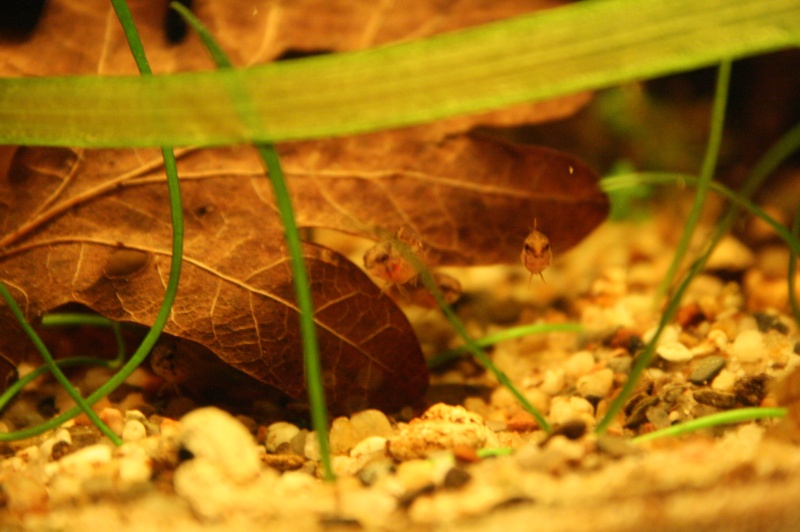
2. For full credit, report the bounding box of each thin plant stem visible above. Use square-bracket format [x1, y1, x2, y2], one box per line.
[632, 407, 787, 444]
[596, 119, 800, 434]
[656, 60, 731, 301]
[0, 284, 121, 444]
[0, 0, 184, 444]
[380, 229, 551, 432]
[789, 206, 800, 325]
[601, 173, 800, 259]
[0, 312, 128, 413]
[170, 2, 333, 480]
[428, 323, 583, 369]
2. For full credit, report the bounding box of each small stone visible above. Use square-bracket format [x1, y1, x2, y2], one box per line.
[549, 396, 595, 427]
[540, 369, 565, 395]
[731, 330, 764, 363]
[712, 369, 736, 392]
[264, 421, 300, 453]
[3, 472, 48, 513]
[564, 351, 595, 378]
[576, 368, 614, 399]
[304, 431, 321, 461]
[262, 453, 305, 472]
[693, 390, 738, 409]
[443, 467, 472, 489]
[99, 407, 125, 436]
[350, 409, 393, 440]
[706, 235, 755, 271]
[357, 459, 394, 486]
[596, 435, 640, 458]
[59, 443, 112, 475]
[350, 436, 388, 460]
[179, 407, 261, 484]
[122, 419, 147, 442]
[689, 356, 727, 385]
[657, 341, 694, 362]
[396, 459, 436, 493]
[290, 429, 308, 456]
[117, 446, 152, 487]
[386, 404, 499, 460]
[329, 417, 358, 455]
[734, 374, 770, 406]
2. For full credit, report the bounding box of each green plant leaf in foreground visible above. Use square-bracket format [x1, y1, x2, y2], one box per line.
[1, 0, 798, 147]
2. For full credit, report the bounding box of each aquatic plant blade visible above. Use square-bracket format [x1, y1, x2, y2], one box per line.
[1, 0, 798, 147]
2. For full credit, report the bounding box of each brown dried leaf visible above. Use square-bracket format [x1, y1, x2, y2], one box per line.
[281, 129, 608, 265]
[0, 147, 427, 414]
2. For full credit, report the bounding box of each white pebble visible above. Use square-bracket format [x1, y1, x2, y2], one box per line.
[732, 330, 764, 363]
[576, 368, 614, 398]
[59, 444, 112, 474]
[657, 341, 694, 362]
[564, 351, 595, 378]
[122, 420, 147, 442]
[549, 396, 595, 427]
[117, 447, 152, 487]
[179, 407, 260, 484]
[265, 421, 300, 453]
[350, 436, 388, 460]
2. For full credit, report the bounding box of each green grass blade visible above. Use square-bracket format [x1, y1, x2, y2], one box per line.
[789, 206, 800, 325]
[428, 323, 583, 369]
[0, 284, 121, 444]
[1, 0, 798, 147]
[632, 407, 787, 443]
[171, 2, 333, 481]
[656, 61, 731, 301]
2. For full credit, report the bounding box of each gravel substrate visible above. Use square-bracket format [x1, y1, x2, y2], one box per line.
[2, 216, 799, 531]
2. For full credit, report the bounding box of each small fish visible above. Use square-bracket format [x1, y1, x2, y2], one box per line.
[363, 227, 426, 287]
[521, 222, 552, 282]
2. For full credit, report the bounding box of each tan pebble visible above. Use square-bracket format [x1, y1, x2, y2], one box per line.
[262, 453, 305, 472]
[564, 351, 595, 378]
[179, 407, 260, 483]
[329, 416, 358, 455]
[712, 369, 736, 391]
[350, 409, 393, 440]
[396, 459, 435, 492]
[122, 420, 147, 442]
[732, 330, 764, 363]
[657, 341, 694, 362]
[331, 455, 359, 477]
[706, 235, 755, 271]
[540, 369, 565, 395]
[549, 396, 594, 427]
[350, 436, 388, 460]
[265, 421, 300, 453]
[304, 430, 321, 461]
[290, 429, 308, 456]
[3, 472, 48, 513]
[576, 368, 614, 399]
[386, 404, 498, 460]
[99, 407, 125, 436]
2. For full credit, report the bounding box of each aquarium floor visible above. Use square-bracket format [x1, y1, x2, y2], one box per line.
[2, 213, 800, 531]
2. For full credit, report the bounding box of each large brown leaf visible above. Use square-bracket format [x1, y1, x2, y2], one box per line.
[0, 147, 428, 414]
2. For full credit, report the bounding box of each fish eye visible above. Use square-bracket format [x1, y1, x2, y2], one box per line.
[374, 252, 389, 264]
[524, 243, 533, 252]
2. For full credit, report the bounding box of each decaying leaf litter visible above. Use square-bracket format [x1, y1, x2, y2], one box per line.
[2, 0, 800, 529]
